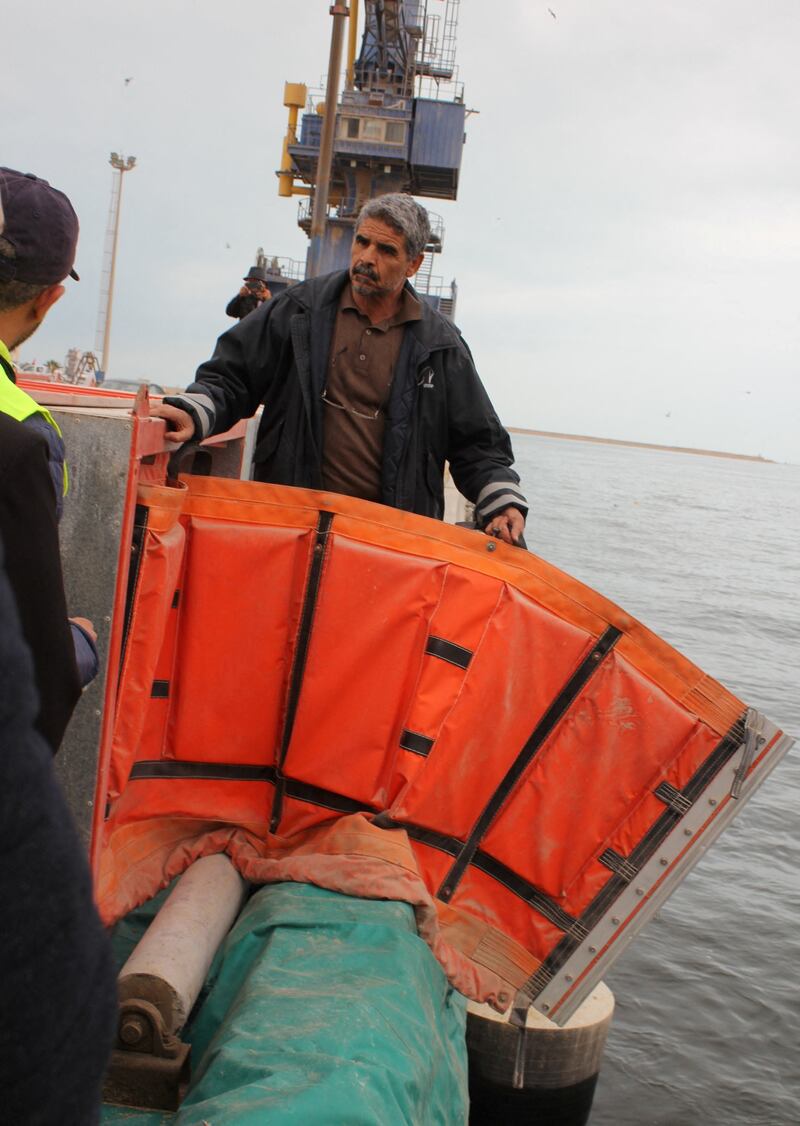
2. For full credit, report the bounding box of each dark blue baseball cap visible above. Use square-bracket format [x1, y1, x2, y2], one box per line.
[0, 167, 80, 285]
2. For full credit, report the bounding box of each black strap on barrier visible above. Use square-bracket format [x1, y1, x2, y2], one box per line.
[399, 730, 435, 757]
[393, 820, 578, 932]
[284, 778, 379, 817]
[389, 820, 460, 855]
[270, 510, 335, 833]
[654, 780, 693, 815]
[119, 504, 149, 686]
[425, 636, 473, 670]
[127, 760, 375, 816]
[436, 626, 623, 903]
[130, 761, 277, 782]
[599, 848, 638, 883]
[471, 851, 578, 932]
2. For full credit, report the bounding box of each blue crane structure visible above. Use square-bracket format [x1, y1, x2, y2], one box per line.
[268, 0, 466, 317]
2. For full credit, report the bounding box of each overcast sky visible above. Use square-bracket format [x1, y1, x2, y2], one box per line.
[4, 0, 799, 462]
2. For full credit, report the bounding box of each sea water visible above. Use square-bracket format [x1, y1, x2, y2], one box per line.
[511, 435, 800, 1126]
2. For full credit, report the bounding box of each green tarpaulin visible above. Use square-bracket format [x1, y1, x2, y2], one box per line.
[103, 881, 468, 1125]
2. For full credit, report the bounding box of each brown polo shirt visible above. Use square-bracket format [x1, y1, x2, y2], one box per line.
[321, 283, 421, 501]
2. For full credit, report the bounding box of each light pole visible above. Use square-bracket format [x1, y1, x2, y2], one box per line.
[96, 152, 136, 377]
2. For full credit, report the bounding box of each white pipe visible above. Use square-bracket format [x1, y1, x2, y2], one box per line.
[118, 854, 247, 1033]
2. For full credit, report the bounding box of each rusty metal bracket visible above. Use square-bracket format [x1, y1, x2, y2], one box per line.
[103, 998, 191, 1111]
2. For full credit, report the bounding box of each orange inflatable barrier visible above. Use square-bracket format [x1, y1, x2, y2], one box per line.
[96, 475, 792, 1022]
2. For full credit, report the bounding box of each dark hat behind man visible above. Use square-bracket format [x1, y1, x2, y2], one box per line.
[0, 167, 80, 285]
[243, 266, 269, 283]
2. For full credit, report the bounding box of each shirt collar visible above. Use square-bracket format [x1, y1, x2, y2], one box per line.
[340, 282, 422, 331]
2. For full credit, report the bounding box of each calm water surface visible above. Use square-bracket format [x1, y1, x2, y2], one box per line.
[512, 436, 799, 1126]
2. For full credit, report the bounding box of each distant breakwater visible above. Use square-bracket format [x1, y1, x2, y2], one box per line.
[507, 428, 773, 463]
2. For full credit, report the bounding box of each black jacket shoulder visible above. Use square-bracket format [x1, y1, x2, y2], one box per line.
[0, 546, 115, 1123]
[0, 413, 81, 751]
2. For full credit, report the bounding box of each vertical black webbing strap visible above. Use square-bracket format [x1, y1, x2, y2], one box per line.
[437, 625, 622, 901]
[270, 510, 334, 832]
[118, 504, 149, 690]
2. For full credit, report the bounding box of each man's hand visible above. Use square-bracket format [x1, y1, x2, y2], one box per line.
[484, 506, 525, 545]
[69, 616, 97, 643]
[149, 402, 195, 444]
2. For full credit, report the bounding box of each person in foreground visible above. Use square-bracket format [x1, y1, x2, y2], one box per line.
[0, 546, 115, 1124]
[0, 166, 98, 750]
[154, 193, 528, 543]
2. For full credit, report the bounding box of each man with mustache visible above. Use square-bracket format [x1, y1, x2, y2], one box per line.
[155, 194, 527, 542]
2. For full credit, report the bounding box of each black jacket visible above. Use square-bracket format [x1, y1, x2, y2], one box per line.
[168, 270, 527, 525]
[0, 545, 115, 1124]
[0, 412, 81, 751]
[225, 291, 264, 320]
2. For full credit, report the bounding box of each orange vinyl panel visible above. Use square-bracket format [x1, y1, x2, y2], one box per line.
[481, 653, 704, 902]
[165, 519, 311, 765]
[389, 567, 507, 800]
[284, 535, 447, 808]
[109, 518, 186, 799]
[276, 793, 354, 838]
[109, 775, 274, 831]
[390, 585, 595, 838]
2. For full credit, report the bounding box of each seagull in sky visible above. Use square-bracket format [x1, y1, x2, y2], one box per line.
[548, 7, 557, 18]
[124, 77, 133, 86]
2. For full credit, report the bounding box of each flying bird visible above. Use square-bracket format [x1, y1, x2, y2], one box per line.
[124, 77, 133, 85]
[548, 7, 557, 17]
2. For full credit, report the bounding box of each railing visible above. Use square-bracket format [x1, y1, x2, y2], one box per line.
[426, 211, 444, 249]
[297, 198, 363, 224]
[413, 0, 463, 100]
[261, 255, 306, 282]
[414, 267, 455, 303]
[414, 71, 464, 103]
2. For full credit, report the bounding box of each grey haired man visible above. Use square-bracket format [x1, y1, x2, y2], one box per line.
[154, 193, 527, 542]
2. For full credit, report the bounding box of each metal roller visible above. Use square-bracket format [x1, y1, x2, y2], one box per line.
[105, 854, 247, 1111]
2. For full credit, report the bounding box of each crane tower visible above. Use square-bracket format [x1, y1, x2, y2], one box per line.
[274, 0, 465, 317]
